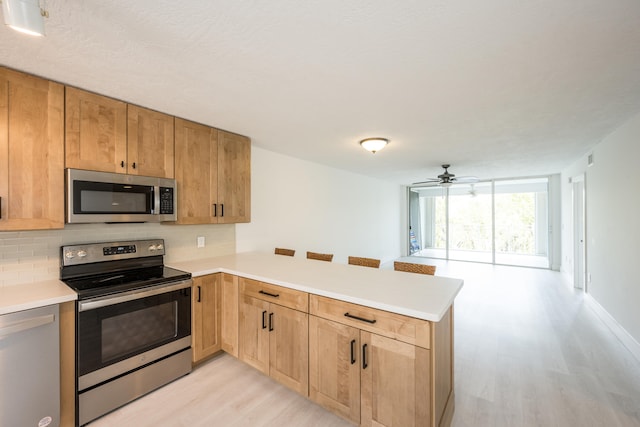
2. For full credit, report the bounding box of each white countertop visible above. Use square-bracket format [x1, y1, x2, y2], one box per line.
[169, 252, 463, 322]
[0, 280, 77, 316]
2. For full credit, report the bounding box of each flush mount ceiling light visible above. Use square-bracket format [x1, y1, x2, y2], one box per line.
[2, 0, 49, 36]
[359, 138, 388, 154]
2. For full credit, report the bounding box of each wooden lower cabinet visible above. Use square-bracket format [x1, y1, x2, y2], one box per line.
[190, 276, 453, 427]
[360, 332, 431, 427]
[309, 317, 431, 427]
[238, 293, 309, 395]
[192, 274, 222, 363]
[309, 316, 361, 423]
[220, 274, 239, 357]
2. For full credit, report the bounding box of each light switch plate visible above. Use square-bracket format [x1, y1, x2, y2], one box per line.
[197, 236, 205, 248]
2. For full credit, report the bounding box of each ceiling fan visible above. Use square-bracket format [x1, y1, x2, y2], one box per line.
[413, 164, 479, 187]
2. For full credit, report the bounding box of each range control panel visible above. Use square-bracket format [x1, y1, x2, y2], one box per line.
[103, 245, 137, 256]
[61, 239, 165, 266]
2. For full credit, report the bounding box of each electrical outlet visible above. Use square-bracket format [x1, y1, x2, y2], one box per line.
[197, 236, 205, 248]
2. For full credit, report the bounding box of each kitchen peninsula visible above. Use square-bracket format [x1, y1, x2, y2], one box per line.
[170, 252, 463, 427]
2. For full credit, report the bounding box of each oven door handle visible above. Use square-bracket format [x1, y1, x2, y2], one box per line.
[78, 279, 192, 312]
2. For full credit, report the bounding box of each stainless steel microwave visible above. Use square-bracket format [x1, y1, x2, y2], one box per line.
[65, 169, 177, 223]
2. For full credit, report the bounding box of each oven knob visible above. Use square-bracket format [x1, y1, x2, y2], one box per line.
[77, 250, 87, 258]
[65, 250, 75, 259]
[148, 245, 157, 252]
[156, 244, 164, 251]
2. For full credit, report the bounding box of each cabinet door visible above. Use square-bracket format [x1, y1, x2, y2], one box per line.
[192, 275, 222, 363]
[174, 118, 218, 224]
[65, 87, 127, 173]
[269, 304, 309, 396]
[238, 295, 270, 374]
[360, 332, 431, 427]
[309, 316, 360, 424]
[127, 105, 174, 178]
[0, 67, 64, 230]
[220, 274, 239, 357]
[217, 130, 251, 223]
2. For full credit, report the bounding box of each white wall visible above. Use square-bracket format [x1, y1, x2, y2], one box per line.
[562, 110, 640, 347]
[236, 147, 405, 265]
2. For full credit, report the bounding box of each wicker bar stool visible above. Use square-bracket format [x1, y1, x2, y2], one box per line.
[274, 248, 295, 256]
[393, 261, 436, 275]
[306, 251, 334, 262]
[348, 256, 381, 268]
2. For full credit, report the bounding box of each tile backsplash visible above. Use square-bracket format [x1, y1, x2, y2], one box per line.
[0, 223, 236, 287]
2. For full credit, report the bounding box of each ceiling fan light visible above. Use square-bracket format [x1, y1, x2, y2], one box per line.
[360, 138, 388, 154]
[2, 0, 46, 36]
[440, 182, 452, 188]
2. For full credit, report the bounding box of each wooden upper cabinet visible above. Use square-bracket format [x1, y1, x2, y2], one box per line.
[65, 89, 174, 178]
[174, 118, 218, 224]
[127, 105, 174, 178]
[173, 119, 251, 224]
[217, 130, 251, 223]
[0, 67, 65, 230]
[65, 87, 127, 173]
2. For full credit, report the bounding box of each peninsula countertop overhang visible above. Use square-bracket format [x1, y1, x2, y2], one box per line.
[168, 252, 463, 322]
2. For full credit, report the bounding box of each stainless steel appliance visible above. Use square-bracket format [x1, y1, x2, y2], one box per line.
[60, 239, 192, 426]
[0, 305, 60, 427]
[65, 168, 177, 224]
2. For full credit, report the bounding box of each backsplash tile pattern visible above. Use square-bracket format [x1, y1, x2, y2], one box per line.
[0, 223, 235, 287]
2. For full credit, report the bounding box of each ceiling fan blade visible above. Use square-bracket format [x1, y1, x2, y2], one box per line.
[412, 179, 440, 185]
[452, 176, 479, 183]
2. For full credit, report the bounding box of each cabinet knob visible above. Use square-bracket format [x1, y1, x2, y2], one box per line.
[120, 161, 125, 168]
[132, 162, 136, 169]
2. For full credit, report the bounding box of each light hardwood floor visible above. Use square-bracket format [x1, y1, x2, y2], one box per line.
[89, 260, 640, 427]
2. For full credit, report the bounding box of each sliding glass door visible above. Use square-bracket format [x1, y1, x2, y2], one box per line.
[409, 177, 549, 268]
[448, 183, 493, 263]
[494, 179, 549, 268]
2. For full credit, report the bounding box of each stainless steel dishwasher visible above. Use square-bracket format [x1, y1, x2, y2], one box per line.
[0, 304, 60, 427]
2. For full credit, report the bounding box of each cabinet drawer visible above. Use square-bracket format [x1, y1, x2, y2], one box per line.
[309, 295, 430, 348]
[240, 278, 309, 312]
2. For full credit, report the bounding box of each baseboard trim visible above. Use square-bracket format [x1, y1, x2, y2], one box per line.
[585, 294, 640, 363]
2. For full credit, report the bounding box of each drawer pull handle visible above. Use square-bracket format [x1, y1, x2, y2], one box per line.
[344, 312, 376, 324]
[269, 312, 274, 331]
[262, 310, 267, 329]
[350, 339, 356, 364]
[259, 290, 280, 298]
[362, 343, 368, 369]
[197, 285, 201, 302]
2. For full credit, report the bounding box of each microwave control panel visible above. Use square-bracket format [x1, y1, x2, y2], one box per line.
[158, 187, 174, 214]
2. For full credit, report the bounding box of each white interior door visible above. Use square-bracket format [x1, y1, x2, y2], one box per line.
[573, 177, 586, 290]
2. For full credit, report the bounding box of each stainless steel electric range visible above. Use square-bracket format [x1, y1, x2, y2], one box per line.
[60, 239, 192, 426]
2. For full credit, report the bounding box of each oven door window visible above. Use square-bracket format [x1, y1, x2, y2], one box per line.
[101, 301, 176, 362]
[78, 289, 190, 376]
[73, 180, 153, 214]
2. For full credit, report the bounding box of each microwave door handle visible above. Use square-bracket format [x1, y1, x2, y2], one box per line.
[152, 185, 158, 214]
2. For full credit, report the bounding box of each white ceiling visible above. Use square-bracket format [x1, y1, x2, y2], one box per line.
[2, 0, 640, 184]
